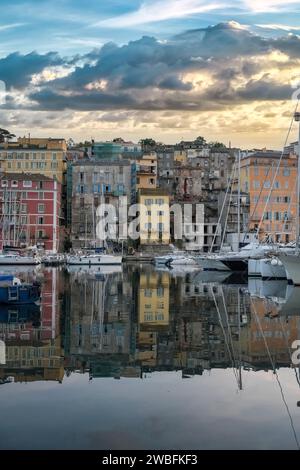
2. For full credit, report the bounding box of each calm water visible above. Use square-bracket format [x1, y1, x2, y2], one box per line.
[0, 264, 300, 450]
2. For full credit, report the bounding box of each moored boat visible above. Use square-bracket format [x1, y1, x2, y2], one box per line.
[66, 253, 122, 265]
[0, 275, 41, 304]
[0, 253, 41, 265]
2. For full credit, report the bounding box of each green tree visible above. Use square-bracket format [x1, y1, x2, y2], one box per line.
[209, 141, 226, 149]
[0, 128, 15, 143]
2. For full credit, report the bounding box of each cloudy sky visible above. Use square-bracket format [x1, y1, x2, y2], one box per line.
[1, 0, 300, 147]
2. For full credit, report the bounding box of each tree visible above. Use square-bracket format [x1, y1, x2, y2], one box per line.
[0, 128, 15, 143]
[195, 136, 206, 146]
[139, 138, 157, 151]
[209, 141, 226, 149]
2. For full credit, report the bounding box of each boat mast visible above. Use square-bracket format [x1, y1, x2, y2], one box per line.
[237, 150, 241, 251]
[295, 112, 300, 254]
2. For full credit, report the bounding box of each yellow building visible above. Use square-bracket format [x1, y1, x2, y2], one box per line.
[138, 272, 170, 328]
[0, 137, 67, 183]
[136, 153, 157, 189]
[139, 188, 170, 245]
[136, 271, 170, 367]
[239, 150, 298, 242]
[174, 149, 187, 164]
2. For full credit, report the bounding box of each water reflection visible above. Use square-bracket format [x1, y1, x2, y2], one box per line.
[1, 265, 300, 383]
[1, 265, 300, 449]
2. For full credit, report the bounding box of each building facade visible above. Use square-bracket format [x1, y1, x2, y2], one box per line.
[71, 160, 132, 249]
[0, 137, 67, 183]
[240, 150, 298, 242]
[138, 188, 170, 245]
[0, 173, 62, 251]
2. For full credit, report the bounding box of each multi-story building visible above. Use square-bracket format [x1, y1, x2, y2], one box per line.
[135, 153, 157, 190]
[91, 141, 122, 161]
[0, 137, 67, 183]
[138, 188, 170, 245]
[239, 150, 298, 242]
[71, 160, 133, 249]
[0, 173, 63, 251]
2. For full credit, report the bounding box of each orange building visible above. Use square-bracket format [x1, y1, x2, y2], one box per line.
[240, 150, 298, 243]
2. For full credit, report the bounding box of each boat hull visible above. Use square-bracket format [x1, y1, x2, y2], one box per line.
[0, 257, 40, 265]
[67, 255, 122, 265]
[220, 258, 248, 271]
[260, 259, 287, 280]
[197, 257, 230, 272]
[278, 254, 300, 285]
[0, 284, 40, 304]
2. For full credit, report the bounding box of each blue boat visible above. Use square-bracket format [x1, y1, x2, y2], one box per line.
[0, 303, 41, 324]
[0, 275, 41, 305]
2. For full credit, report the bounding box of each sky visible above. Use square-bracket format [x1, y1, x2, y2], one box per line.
[1, 0, 300, 147]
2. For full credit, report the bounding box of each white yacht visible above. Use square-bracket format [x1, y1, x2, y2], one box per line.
[66, 253, 122, 266]
[196, 254, 230, 272]
[277, 254, 299, 285]
[0, 253, 41, 265]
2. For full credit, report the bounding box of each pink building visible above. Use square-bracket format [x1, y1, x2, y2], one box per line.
[0, 173, 62, 252]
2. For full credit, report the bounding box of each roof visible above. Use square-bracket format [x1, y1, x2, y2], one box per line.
[1, 172, 57, 182]
[0, 145, 65, 151]
[246, 150, 283, 159]
[139, 188, 170, 196]
[72, 159, 131, 167]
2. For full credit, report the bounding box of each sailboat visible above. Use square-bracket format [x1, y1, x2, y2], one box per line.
[66, 193, 123, 266]
[0, 188, 41, 265]
[278, 112, 300, 285]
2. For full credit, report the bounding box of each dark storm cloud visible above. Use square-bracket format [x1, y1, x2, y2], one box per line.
[1, 22, 300, 112]
[0, 51, 64, 89]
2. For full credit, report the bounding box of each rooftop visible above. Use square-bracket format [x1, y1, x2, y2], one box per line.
[1, 172, 57, 182]
[72, 159, 131, 167]
[139, 188, 170, 196]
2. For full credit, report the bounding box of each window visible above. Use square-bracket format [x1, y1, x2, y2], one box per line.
[22, 192, 27, 199]
[145, 199, 153, 206]
[156, 198, 164, 205]
[253, 181, 260, 189]
[285, 181, 289, 189]
[274, 212, 281, 221]
[23, 181, 32, 188]
[39, 191, 44, 199]
[52, 153, 57, 161]
[264, 211, 272, 221]
[274, 181, 280, 189]
[158, 211, 164, 216]
[263, 181, 271, 189]
[51, 162, 58, 169]
[37, 230, 44, 239]
[254, 167, 259, 176]
[38, 204, 45, 213]
[147, 211, 151, 216]
[21, 215, 27, 225]
[7, 162, 12, 169]
[37, 216, 44, 225]
[283, 168, 290, 176]
[80, 198, 84, 208]
[157, 287, 164, 297]
[21, 204, 27, 213]
[158, 223, 164, 231]
[145, 223, 152, 230]
[17, 162, 22, 169]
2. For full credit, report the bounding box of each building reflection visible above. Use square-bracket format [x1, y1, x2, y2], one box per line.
[0, 268, 64, 383]
[1, 266, 300, 386]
